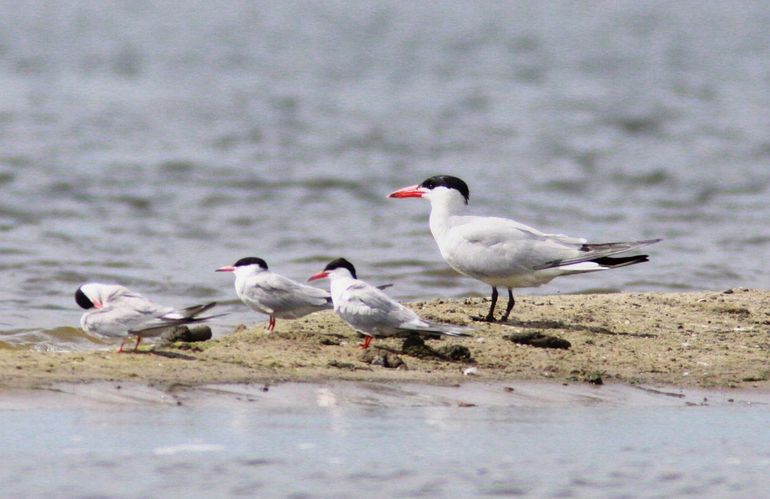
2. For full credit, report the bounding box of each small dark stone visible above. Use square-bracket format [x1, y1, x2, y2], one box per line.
[160, 325, 212, 344]
[503, 331, 571, 349]
[401, 335, 437, 359]
[383, 354, 406, 369]
[401, 334, 475, 363]
[568, 369, 605, 385]
[503, 386, 514, 393]
[319, 338, 340, 346]
[359, 350, 407, 369]
[585, 373, 603, 385]
[435, 344, 473, 362]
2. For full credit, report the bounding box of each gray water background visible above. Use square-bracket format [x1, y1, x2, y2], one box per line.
[1, 382, 769, 498]
[1, 0, 769, 348]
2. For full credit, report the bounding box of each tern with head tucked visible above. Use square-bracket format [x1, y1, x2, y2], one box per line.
[216, 257, 332, 332]
[389, 175, 661, 322]
[75, 283, 218, 352]
[308, 258, 471, 349]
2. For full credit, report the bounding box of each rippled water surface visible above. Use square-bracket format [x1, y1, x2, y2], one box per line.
[1, 383, 769, 497]
[1, 1, 769, 348]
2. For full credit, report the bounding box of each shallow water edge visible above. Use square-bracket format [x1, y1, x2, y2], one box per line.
[2, 380, 769, 410]
[3, 381, 769, 498]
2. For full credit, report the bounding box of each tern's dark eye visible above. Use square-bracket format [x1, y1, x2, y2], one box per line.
[419, 175, 470, 203]
[323, 258, 357, 279]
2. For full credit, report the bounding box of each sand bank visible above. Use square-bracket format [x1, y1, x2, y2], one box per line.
[1, 290, 768, 391]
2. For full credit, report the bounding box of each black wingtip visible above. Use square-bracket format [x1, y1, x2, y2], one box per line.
[180, 302, 218, 318]
[592, 255, 650, 268]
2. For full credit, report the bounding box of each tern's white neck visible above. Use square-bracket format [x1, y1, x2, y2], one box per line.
[425, 188, 468, 239]
[233, 265, 266, 288]
[327, 270, 356, 307]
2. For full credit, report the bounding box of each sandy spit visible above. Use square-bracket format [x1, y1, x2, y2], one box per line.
[1, 290, 768, 391]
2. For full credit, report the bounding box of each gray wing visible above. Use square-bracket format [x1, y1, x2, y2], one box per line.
[129, 302, 221, 337]
[83, 291, 218, 338]
[337, 281, 425, 334]
[533, 239, 662, 270]
[449, 216, 584, 272]
[242, 272, 331, 318]
[167, 302, 218, 319]
[81, 296, 168, 338]
[337, 282, 471, 338]
[396, 320, 473, 338]
[448, 215, 658, 274]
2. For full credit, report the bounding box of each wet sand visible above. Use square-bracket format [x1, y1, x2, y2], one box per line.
[1, 289, 768, 391]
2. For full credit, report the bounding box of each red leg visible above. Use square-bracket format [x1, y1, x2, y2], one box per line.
[117, 338, 127, 353]
[133, 336, 142, 352]
[266, 316, 276, 332]
[357, 335, 373, 349]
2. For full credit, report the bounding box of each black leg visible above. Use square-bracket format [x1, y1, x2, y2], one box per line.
[487, 286, 499, 321]
[500, 288, 515, 322]
[474, 286, 498, 322]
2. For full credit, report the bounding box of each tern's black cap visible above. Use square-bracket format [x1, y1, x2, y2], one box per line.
[233, 257, 268, 269]
[75, 287, 94, 309]
[323, 258, 357, 279]
[419, 175, 469, 204]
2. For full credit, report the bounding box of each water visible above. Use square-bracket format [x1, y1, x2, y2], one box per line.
[1, 1, 770, 348]
[1, 382, 769, 497]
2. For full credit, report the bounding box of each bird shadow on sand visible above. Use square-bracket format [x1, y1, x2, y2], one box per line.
[496, 318, 657, 338]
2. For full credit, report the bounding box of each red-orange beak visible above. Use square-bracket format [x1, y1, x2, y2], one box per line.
[387, 184, 425, 199]
[216, 266, 235, 272]
[93, 300, 103, 309]
[307, 271, 329, 282]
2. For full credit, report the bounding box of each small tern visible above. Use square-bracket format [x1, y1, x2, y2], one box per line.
[389, 175, 661, 322]
[308, 258, 471, 349]
[216, 257, 331, 331]
[75, 283, 218, 352]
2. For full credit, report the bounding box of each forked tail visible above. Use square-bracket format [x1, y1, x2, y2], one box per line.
[535, 238, 661, 270]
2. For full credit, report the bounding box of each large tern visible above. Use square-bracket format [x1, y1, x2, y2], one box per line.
[216, 257, 332, 331]
[75, 283, 218, 352]
[388, 175, 661, 322]
[308, 258, 470, 349]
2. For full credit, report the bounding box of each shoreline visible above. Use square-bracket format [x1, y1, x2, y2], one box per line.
[3, 380, 769, 410]
[1, 289, 768, 392]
